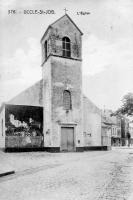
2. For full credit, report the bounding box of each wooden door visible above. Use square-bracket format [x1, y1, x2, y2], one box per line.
[61, 127, 68, 151]
[61, 127, 74, 151]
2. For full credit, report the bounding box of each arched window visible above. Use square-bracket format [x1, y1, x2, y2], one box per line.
[62, 37, 71, 58]
[44, 40, 47, 60]
[63, 90, 72, 110]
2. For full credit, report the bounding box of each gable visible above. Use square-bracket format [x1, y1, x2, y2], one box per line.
[41, 14, 83, 44]
[83, 96, 101, 115]
[8, 80, 43, 107]
[51, 14, 83, 35]
[50, 14, 82, 45]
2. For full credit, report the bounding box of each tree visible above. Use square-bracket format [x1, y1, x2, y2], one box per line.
[116, 93, 133, 116]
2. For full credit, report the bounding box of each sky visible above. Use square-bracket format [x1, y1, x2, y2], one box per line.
[0, 0, 133, 110]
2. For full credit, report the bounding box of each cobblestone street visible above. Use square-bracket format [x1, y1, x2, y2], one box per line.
[0, 148, 133, 200]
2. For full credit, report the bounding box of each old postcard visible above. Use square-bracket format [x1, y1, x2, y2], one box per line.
[0, 0, 133, 199]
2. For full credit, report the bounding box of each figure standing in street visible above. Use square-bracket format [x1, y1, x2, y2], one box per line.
[127, 131, 131, 147]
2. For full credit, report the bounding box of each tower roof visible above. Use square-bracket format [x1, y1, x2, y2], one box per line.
[41, 14, 83, 42]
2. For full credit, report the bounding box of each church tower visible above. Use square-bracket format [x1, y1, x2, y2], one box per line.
[41, 14, 84, 152]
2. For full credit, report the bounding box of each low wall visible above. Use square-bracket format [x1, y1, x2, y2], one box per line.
[5, 136, 43, 148]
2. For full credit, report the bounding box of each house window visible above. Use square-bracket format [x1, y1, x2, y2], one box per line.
[44, 40, 47, 60]
[63, 90, 72, 110]
[62, 37, 71, 58]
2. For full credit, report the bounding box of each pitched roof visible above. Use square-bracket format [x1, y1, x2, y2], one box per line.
[83, 95, 101, 115]
[8, 80, 43, 107]
[41, 14, 83, 42]
[51, 14, 83, 35]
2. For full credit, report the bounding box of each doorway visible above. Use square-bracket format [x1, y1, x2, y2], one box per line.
[61, 127, 74, 151]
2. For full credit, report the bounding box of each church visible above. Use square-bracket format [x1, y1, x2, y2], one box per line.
[0, 14, 108, 152]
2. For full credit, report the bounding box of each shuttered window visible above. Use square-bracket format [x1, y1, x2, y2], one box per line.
[63, 90, 71, 110]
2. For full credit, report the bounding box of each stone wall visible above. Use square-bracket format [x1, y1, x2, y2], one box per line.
[41, 28, 51, 65]
[51, 15, 82, 60]
[51, 56, 83, 147]
[42, 56, 83, 148]
[5, 136, 43, 148]
[42, 57, 52, 147]
[41, 14, 82, 66]
[42, 15, 83, 149]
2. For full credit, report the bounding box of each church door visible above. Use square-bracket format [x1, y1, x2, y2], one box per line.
[61, 127, 74, 152]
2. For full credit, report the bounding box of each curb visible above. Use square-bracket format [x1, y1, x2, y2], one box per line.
[0, 171, 15, 177]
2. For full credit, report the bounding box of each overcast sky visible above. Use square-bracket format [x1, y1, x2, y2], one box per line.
[0, 0, 133, 110]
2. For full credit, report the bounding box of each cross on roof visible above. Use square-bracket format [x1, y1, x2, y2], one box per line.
[64, 8, 68, 14]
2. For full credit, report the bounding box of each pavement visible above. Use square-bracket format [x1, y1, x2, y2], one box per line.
[0, 147, 133, 200]
[128, 193, 133, 200]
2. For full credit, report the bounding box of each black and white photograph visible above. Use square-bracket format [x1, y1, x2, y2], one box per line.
[0, 0, 133, 199]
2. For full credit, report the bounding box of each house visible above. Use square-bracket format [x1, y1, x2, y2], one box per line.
[101, 111, 112, 147]
[101, 109, 121, 147]
[107, 111, 121, 146]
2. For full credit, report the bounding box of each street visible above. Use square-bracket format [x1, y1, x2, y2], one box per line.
[0, 148, 133, 200]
